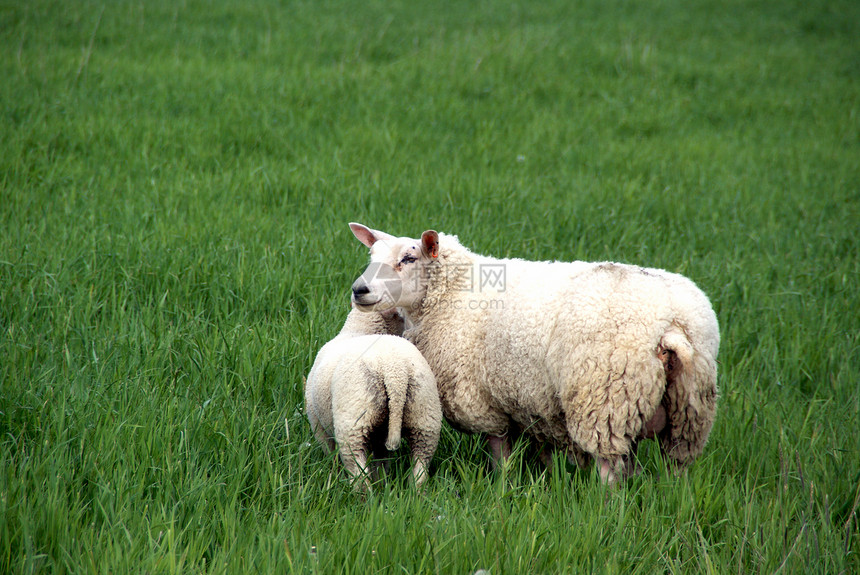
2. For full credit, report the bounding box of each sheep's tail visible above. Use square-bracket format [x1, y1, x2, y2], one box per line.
[383, 371, 408, 451]
[659, 325, 718, 469]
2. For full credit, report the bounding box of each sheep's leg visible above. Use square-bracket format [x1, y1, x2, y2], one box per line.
[597, 457, 624, 484]
[566, 413, 633, 484]
[537, 443, 554, 468]
[487, 434, 512, 470]
[534, 442, 591, 470]
[641, 404, 667, 439]
[567, 445, 591, 469]
[624, 441, 644, 477]
[657, 341, 717, 471]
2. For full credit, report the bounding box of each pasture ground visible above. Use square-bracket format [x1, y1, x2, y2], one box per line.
[1, 1, 858, 572]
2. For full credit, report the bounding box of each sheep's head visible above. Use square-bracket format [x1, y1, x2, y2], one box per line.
[349, 222, 438, 313]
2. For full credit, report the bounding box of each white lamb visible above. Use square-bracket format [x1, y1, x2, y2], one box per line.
[349, 223, 720, 484]
[304, 307, 442, 490]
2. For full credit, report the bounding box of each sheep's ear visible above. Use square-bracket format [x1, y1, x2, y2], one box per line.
[349, 222, 397, 248]
[421, 230, 439, 258]
[349, 223, 377, 247]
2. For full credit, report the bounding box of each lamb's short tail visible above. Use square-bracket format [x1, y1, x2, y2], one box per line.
[659, 325, 719, 468]
[383, 370, 409, 451]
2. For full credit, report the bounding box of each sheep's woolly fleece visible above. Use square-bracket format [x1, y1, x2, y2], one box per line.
[304, 308, 442, 489]
[350, 224, 719, 482]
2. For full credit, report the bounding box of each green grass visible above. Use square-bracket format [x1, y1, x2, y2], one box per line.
[1, 0, 858, 572]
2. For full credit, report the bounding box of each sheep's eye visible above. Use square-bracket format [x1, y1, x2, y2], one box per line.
[400, 254, 417, 265]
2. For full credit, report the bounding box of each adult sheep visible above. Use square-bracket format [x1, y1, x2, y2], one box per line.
[305, 307, 442, 490]
[348, 223, 719, 483]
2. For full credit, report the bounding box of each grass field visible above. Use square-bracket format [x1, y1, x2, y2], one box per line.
[1, 0, 859, 572]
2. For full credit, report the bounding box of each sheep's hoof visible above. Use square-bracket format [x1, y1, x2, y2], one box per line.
[487, 434, 512, 471]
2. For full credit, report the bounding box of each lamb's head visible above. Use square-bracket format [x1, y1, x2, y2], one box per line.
[349, 223, 439, 313]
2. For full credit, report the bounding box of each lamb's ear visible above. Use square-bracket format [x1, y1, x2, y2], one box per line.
[379, 308, 401, 320]
[421, 230, 439, 258]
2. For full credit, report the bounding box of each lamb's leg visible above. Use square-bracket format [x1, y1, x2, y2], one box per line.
[307, 407, 337, 453]
[412, 459, 430, 489]
[370, 435, 391, 482]
[487, 434, 512, 470]
[341, 447, 372, 492]
[406, 428, 440, 490]
[312, 423, 337, 453]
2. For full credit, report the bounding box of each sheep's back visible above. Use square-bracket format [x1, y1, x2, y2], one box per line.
[473, 260, 718, 425]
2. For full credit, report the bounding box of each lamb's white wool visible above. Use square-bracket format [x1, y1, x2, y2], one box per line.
[304, 308, 442, 490]
[349, 223, 720, 483]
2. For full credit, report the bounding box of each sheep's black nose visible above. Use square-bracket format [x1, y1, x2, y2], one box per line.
[352, 281, 370, 296]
